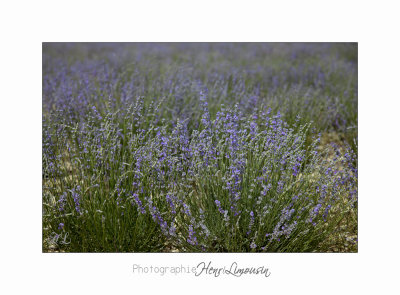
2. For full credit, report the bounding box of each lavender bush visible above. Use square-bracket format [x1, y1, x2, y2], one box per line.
[43, 43, 357, 252]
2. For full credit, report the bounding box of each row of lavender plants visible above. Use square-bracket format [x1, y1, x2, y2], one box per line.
[43, 43, 357, 252]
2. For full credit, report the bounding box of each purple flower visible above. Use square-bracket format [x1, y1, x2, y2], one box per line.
[215, 199, 225, 214]
[58, 192, 67, 212]
[71, 186, 81, 214]
[131, 193, 146, 214]
[187, 225, 198, 245]
[166, 194, 176, 214]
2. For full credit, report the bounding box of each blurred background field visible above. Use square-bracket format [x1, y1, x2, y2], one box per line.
[43, 43, 357, 144]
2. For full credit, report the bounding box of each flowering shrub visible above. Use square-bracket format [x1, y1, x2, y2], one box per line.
[43, 43, 357, 252]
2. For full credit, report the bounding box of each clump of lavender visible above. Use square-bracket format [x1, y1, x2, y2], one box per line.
[164, 102, 356, 252]
[42, 43, 357, 252]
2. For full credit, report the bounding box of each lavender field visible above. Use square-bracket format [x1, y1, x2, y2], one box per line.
[42, 43, 357, 252]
